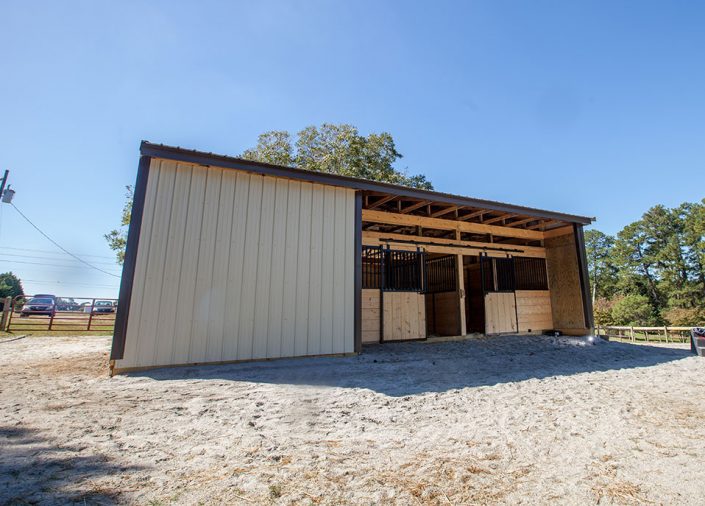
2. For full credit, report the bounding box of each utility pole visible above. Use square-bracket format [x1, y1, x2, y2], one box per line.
[0, 170, 8, 199]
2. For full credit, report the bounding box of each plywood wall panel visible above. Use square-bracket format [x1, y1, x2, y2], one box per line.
[484, 292, 517, 334]
[382, 292, 426, 341]
[115, 160, 356, 371]
[516, 290, 553, 332]
[545, 233, 586, 332]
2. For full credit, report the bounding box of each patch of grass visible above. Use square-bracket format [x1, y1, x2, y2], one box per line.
[592, 480, 646, 504]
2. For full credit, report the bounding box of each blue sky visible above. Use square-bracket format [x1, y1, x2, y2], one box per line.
[1, 0, 704, 297]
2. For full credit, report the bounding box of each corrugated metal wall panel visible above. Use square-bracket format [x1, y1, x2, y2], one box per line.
[115, 159, 356, 370]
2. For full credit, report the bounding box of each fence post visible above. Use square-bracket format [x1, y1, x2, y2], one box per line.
[630, 326, 635, 342]
[0, 296, 11, 331]
[663, 326, 669, 343]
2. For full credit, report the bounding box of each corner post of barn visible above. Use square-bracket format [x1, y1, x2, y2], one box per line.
[110, 153, 152, 362]
[354, 191, 363, 353]
[573, 223, 594, 333]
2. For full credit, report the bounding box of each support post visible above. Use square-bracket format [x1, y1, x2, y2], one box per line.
[0, 296, 11, 331]
[456, 254, 466, 336]
[573, 224, 595, 332]
[354, 192, 363, 353]
[111, 155, 151, 360]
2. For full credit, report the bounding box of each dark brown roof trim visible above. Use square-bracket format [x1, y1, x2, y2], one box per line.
[140, 141, 594, 225]
[111, 155, 151, 362]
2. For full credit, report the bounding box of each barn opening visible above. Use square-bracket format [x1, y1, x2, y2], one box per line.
[110, 142, 594, 373]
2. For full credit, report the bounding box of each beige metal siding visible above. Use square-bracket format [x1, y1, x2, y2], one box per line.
[115, 159, 356, 370]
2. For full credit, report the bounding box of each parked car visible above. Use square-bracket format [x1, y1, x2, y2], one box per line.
[93, 300, 116, 313]
[20, 296, 57, 317]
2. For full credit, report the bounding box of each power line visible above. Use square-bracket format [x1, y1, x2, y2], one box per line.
[9, 203, 121, 278]
[0, 245, 116, 260]
[22, 278, 120, 289]
[0, 252, 120, 267]
[0, 258, 122, 273]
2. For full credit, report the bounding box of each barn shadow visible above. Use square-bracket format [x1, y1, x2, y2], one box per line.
[133, 335, 694, 397]
[0, 425, 143, 505]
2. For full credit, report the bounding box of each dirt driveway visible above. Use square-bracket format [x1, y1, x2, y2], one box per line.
[1, 334, 704, 505]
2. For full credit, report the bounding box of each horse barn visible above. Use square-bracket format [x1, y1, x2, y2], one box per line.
[110, 142, 595, 374]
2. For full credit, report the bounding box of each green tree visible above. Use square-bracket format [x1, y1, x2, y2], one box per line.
[640, 205, 692, 310]
[584, 229, 616, 302]
[610, 294, 656, 326]
[681, 199, 705, 302]
[243, 123, 433, 189]
[612, 220, 663, 311]
[104, 185, 133, 264]
[241, 130, 294, 167]
[0, 272, 24, 310]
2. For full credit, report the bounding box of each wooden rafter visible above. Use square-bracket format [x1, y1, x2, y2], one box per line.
[430, 205, 462, 218]
[361, 209, 545, 240]
[506, 216, 538, 228]
[367, 195, 397, 210]
[458, 209, 485, 221]
[483, 213, 517, 225]
[399, 200, 431, 214]
[527, 220, 560, 230]
[362, 230, 546, 258]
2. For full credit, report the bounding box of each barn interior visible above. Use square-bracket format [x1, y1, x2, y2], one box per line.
[359, 190, 591, 344]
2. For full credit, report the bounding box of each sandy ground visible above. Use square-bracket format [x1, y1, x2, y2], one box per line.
[1, 334, 704, 505]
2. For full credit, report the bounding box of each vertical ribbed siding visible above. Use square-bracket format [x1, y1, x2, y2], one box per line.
[115, 159, 356, 370]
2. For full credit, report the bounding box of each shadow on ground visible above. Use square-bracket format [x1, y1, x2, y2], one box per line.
[0, 426, 142, 505]
[133, 335, 694, 397]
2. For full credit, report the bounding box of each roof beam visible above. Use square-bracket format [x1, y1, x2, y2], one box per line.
[363, 231, 546, 258]
[507, 216, 538, 228]
[367, 195, 397, 210]
[483, 213, 517, 225]
[458, 209, 485, 221]
[430, 205, 462, 218]
[399, 200, 432, 214]
[543, 225, 574, 239]
[362, 209, 545, 240]
[527, 220, 560, 230]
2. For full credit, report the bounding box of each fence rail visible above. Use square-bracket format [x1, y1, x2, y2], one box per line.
[2, 295, 118, 333]
[596, 325, 695, 343]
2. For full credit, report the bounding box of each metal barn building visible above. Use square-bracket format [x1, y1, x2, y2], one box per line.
[110, 142, 594, 374]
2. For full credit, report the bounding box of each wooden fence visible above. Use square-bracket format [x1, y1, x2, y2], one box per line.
[596, 325, 694, 343]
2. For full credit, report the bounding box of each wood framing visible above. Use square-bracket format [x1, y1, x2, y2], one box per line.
[361, 231, 547, 258]
[362, 209, 545, 240]
[456, 255, 467, 336]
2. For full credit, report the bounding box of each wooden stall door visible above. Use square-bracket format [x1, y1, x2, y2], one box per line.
[484, 292, 518, 334]
[382, 292, 426, 341]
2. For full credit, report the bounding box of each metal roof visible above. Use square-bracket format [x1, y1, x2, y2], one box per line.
[140, 141, 594, 225]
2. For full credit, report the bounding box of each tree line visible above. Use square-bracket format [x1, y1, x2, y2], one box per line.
[586, 199, 705, 326]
